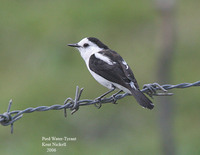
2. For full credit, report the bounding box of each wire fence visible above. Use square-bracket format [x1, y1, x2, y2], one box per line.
[0, 81, 199, 133]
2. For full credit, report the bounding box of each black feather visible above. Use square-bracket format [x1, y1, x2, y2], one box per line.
[87, 37, 109, 49]
[131, 89, 154, 110]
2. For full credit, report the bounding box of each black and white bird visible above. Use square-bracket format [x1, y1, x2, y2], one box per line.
[68, 37, 154, 109]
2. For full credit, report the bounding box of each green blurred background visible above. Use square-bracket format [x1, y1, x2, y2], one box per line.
[0, 0, 199, 154]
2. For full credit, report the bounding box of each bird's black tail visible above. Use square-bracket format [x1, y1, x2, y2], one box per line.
[131, 89, 154, 110]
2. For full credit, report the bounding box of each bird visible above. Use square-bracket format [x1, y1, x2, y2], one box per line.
[68, 37, 154, 109]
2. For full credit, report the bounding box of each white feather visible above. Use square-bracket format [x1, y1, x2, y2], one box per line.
[130, 81, 136, 90]
[122, 60, 129, 69]
[94, 53, 115, 65]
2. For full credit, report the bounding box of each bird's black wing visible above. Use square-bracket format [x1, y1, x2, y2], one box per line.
[99, 50, 139, 89]
[89, 50, 138, 89]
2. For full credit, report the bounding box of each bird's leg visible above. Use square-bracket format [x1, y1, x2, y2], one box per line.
[111, 90, 123, 104]
[96, 87, 116, 101]
[94, 87, 116, 108]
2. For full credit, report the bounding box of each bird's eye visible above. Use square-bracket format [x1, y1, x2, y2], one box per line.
[83, 43, 89, 48]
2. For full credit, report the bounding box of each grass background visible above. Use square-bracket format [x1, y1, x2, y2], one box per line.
[0, 0, 200, 154]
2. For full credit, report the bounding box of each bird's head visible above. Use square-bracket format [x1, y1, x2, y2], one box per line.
[68, 37, 109, 60]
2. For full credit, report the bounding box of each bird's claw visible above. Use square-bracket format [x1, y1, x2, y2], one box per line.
[111, 90, 122, 104]
[111, 94, 118, 104]
[94, 97, 103, 109]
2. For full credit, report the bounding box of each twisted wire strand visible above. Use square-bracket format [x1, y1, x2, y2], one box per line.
[0, 81, 199, 133]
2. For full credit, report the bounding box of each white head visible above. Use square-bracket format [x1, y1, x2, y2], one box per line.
[68, 37, 109, 61]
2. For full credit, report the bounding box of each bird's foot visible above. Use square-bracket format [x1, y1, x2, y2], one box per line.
[111, 90, 123, 104]
[111, 95, 117, 104]
[94, 97, 103, 109]
[94, 88, 116, 109]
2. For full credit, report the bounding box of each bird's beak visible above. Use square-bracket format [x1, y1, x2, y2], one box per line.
[68, 43, 81, 48]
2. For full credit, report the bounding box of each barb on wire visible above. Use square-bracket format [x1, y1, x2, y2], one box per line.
[0, 81, 199, 133]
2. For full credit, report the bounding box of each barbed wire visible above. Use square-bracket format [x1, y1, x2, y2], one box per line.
[0, 81, 199, 133]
